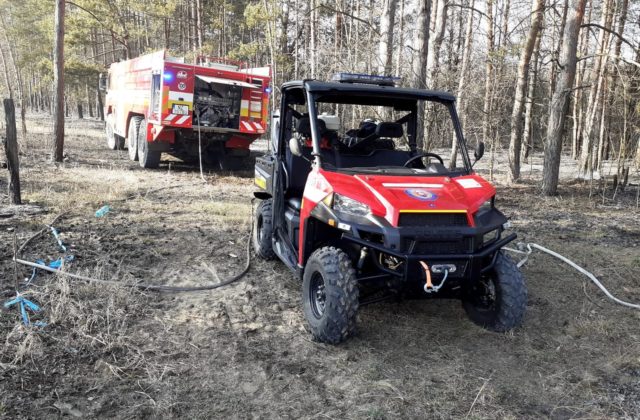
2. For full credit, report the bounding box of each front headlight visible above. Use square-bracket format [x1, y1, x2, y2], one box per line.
[333, 194, 371, 217]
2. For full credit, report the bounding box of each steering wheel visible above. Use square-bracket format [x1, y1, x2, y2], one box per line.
[403, 152, 444, 167]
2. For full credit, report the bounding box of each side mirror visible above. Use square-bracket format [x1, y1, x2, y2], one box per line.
[98, 73, 107, 91]
[474, 141, 485, 162]
[289, 137, 302, 157]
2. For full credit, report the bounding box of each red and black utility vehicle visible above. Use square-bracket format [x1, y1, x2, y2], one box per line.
[253, 73, 526, 344]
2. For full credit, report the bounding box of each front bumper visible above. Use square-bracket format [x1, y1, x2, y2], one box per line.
[330, 207, 515, 285]
[309, 201, 515, 285]
[346, 232, 516, 283]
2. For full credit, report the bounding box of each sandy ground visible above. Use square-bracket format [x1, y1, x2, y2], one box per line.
[1, 116, 640, 419]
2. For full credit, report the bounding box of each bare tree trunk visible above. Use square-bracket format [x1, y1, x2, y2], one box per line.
[86, 82, 94, 118]
[195, 0, 203, 51]
[96, 80, 104, 121]
[0, 43, 12, 99]
[595, 83, 608, 170]
[578, 0, 614, 176]
[548, 0, 568, 101]
[52, 0, 65, 162]
[507, 0, 544, 182]
[163, 18, 170, 50]
[395, 0, 405, 76]
[521, 29, 542, 163]
[412, 0, 431, 148]
[0, 16, 26, 136]
[425, 0, 448, 88]
[482, 0, 495, 178]
[377, 0, 397, 75]
[570, 0, 592, 160]
[309, 0, 317, 78]
[3, 98, 20, 204]
[542, 0, 587, 196]
[449, 0, 475, 167]
[600, 0, 629, 174]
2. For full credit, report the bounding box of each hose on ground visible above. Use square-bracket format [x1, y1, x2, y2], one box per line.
[13, 203, 254, 293]
[503, 242, 640, 311]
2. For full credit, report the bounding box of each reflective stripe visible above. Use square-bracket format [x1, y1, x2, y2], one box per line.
[254, 122, 263, 130]
[241, 121, 255, 132]
[164, 114, 177, 122]
[176, 115, 190, 124]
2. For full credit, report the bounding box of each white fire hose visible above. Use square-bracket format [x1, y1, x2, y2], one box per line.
[503, 243, 640, 311]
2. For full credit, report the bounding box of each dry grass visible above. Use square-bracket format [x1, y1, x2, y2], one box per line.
[1, 115, 639, 418]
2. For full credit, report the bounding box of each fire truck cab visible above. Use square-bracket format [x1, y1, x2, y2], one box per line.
[102, 50, 271, 169]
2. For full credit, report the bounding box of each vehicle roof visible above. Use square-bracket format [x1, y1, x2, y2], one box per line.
[281, 80, 456, 103]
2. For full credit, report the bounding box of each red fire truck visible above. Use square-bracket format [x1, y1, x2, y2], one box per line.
[101, 50, 271, 169]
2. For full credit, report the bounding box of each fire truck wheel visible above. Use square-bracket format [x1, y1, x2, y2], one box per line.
[105, 115, 123, 150]
[127, 117, 141, 161]
[302, 247, 359, 344]
[137, 118, 161, 169]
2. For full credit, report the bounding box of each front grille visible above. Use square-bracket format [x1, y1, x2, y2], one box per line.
[398, 212, 468, 227]
[405, 238, 473, 255]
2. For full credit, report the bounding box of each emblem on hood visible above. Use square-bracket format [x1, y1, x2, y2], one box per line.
[405, 188, 437, 201]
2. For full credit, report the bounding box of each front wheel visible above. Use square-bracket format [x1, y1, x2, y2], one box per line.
[302, 247, 359, 344]
[252, 199, 275, 260]
[105, 115, 124, 150]
[462, 251, 527, 332]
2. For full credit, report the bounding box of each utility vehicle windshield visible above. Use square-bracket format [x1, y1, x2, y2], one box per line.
[293, 94, 473, 177]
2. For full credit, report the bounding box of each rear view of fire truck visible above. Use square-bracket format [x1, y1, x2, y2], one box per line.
[102, 51, 270, 169]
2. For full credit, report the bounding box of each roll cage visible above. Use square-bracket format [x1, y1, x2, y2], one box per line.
[276, 80, 473, 174]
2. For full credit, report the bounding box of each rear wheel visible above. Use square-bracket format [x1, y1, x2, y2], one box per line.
[137, 118, 161, 168]
[127, 117, 141, 161]
[253, 199, 275, 260]
[462, 251, 527, 332]
[302, 247, 359, 344]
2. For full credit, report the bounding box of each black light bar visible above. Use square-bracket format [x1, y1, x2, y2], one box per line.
[332, 72, 401, 87]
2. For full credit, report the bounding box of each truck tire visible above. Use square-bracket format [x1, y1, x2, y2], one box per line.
[302, 247, 359, 344]
[137, 118, 161, 168]
[253, 199, 276, 260]
[462, 251, 527, 332]
[105, 115, 123, 150]
[127, 116, 141, 161]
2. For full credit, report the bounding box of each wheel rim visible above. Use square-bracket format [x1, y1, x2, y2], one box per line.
[309, 272, 326, 318]
[471, 276, 498, 313]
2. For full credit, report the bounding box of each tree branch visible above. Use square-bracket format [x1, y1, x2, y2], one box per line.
[318, 4, 380, 35]
[581, 23, 638, 52]
[447, 3, 489, 20]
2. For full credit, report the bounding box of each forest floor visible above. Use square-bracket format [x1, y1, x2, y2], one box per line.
[1, 116, 640, 419]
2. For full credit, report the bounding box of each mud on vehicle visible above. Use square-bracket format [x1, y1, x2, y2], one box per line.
[253, 73, 526, 344]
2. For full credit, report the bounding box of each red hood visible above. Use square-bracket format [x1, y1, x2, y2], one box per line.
[323, 171, 495, 226]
